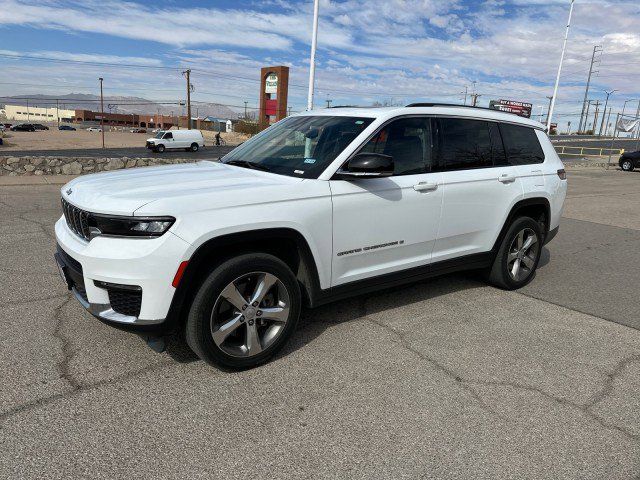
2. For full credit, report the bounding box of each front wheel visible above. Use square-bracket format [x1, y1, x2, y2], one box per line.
[156, 144, 165, 153]
[486, 216, 543, 290]
[620, 159, 634, 172]
[185, 253, 301, 369]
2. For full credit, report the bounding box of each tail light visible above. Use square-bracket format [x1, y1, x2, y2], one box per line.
[557, 169, 566, 180]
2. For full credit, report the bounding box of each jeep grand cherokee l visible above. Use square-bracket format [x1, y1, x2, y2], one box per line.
[54, 104, 567, 369]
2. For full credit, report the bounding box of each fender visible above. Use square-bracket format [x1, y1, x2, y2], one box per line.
[164, 228, 323, 330]
[491, 197, 551, 253]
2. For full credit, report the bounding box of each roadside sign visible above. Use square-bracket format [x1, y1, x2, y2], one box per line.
[489, 99, 532, 118]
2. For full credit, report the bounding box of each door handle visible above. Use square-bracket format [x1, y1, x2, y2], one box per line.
[413, 182, 438, 192]
[498, 174, 516, 184]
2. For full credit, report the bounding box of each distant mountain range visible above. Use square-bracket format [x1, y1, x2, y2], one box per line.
[0, 93, 238, 119]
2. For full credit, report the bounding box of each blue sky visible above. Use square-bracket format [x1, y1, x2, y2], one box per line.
[0, 0, 638, 129]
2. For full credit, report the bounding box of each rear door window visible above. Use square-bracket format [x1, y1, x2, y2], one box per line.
[499, 123, 545, 165]
[437, 118, 493, 170]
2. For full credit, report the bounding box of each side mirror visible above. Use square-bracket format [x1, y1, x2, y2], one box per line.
[336, 153, 394, 179]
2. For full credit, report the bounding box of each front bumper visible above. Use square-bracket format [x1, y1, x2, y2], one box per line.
[54, 216, 191, 331]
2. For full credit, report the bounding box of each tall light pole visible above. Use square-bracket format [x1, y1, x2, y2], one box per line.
[99, 77, 105, 149]
[306, 0, 320, 111]
[547, 0, 575, 132]
[599, 89, 616, 136]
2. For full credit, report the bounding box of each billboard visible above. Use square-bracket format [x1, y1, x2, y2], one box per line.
[489, 99, 532, 118]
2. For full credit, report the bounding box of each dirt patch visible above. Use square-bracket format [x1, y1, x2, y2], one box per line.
[0, 128, 248, 151]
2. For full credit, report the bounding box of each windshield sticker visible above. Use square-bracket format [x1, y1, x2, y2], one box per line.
[304, 158, 316, 164]
[355, 120, 364, 125]
[294, 170, 305, 175]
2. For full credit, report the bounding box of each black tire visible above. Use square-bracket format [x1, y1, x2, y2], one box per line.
[190, 142, 199, 152]
[185, 253, 301, 369]
[156, 144, 165, 153]
[486, 216, 543, 290]
[620, 158, 634, 172]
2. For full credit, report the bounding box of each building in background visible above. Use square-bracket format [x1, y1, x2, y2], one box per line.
[4, 104, 75, 122]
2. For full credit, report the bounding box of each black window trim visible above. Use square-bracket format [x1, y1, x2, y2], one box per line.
[331, 114, 546, 179]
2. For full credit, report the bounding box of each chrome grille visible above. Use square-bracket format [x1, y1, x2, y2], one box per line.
[61, 197, 91, 241]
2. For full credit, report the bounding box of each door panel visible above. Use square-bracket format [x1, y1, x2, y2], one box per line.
[430, 117, 523, 262]
[330, 172, 443, 286]
[432, 167, 522, 262]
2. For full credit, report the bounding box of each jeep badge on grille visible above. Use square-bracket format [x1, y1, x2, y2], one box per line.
[66, 188, 72, 195]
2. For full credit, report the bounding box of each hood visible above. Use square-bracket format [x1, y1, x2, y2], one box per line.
[61, 161, 305, 216]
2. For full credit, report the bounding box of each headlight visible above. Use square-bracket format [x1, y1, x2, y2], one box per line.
[89, 215, 175, 238]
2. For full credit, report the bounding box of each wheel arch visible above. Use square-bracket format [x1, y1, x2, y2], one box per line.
[492, 197, 551, 253]
[165, 228, 322, 331]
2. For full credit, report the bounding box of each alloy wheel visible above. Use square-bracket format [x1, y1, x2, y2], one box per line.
[622, 160, 633, 171]
[210, 272, 290, 358]
[507, 228, 539, 282]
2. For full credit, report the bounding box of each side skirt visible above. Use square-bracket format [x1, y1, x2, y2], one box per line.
[311, 252, 493, 307]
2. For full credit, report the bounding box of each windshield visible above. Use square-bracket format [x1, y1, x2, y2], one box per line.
[154, 131, 165, 139]
[222, 115, 374, 178]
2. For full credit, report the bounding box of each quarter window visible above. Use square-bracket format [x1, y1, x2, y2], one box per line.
[360, 117, 433, 176]
[499, 123, 545, 165]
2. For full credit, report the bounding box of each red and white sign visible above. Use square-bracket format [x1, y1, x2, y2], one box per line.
[489, 99, 533, 118]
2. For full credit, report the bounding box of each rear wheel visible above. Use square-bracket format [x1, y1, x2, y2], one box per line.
[620, 159, 634, 171]
[185, 253, 301, 369]
[486, 216, 543, 290]
[190, 142, 199, 152]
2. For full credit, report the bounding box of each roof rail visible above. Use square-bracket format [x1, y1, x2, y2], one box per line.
[406, 102, 523, 116]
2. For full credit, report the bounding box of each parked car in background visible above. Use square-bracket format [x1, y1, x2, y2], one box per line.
[130, 128, 147, 133]
[58, 125, 77, 131]
[86, 127, 102, 132]
[32, 124, 50, 130]
[0, 124, 5, 132]
[619, 150, 640, 172]
[3, 123, 12, 129]
[145, 129, 204, 152]
[11, 123, 36, 132]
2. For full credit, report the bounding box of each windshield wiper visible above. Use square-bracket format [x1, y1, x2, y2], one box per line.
[224, 159, 272, 172]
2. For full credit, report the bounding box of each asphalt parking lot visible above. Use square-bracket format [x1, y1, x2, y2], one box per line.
[1, 168, 639, 479]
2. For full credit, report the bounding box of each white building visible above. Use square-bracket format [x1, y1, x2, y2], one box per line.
[4, 104, 76, 123]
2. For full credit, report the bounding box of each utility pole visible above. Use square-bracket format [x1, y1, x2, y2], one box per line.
[604, 107, 612, 136]
[547, 0, 574, 132]
[56, 99, 59, 128]
[325, 98, 332, 108]
[307, 0, 320, 110]
[461, 85, 468, 105]
[244, 101, 248, 120]
[592, 100, 601, 134]
[99, 77, 105, 149]
[599, 90, 616, 136]
[470, 93, 481, 107]
[182, 69, 192, 129]
[585, 100, 592, 132]
[578, 45, 602, 133]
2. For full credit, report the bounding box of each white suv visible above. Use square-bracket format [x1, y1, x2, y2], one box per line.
[54, 104, 567, 369]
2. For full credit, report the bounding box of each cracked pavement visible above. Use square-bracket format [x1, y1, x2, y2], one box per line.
[1, 168, 639, 479]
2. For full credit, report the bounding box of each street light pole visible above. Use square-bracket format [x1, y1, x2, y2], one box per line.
[99, 77, 105, 149]
[599, 90, 616, 136]
[306, 0, 320, 111]
[546, 0, 575, 132]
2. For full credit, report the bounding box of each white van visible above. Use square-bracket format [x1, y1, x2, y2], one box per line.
[146, 130, 205, 153]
